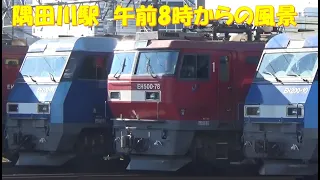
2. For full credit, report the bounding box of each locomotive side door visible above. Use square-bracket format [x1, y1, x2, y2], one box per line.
[214, 51, 234, 121]
[177, 50, 215, 121]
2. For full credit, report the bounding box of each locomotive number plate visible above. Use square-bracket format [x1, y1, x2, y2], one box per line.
[37, 87, 56, 93]
[136, 83, 161, 90]
[198, 121, 210, 126]
[283, 87, 309, 94]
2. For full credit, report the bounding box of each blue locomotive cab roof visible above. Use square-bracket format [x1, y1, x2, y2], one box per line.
[28, 37, 118, 53]
[303, 35, 318, 48]
[20, 37, 118, 82]
[265, 33, 318, 49]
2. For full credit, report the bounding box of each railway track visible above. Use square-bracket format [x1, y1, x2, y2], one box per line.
[2, 157, 129, 175]
[2, 165, 311, 180]
[2, 173, 146, 180]
[2, 173, 305, 180]
[2, 162, 313, 180]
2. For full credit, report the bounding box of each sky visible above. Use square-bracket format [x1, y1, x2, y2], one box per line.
[205, 0, 318, 13]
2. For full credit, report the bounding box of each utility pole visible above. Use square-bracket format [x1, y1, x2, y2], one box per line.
[11, 0, 14, 40]
[152, 0, 159, 31]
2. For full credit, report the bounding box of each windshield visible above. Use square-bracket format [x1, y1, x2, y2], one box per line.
[110, 52, 135, 75]
[20, 56, 68, 80]
[135, 51, 179, 75]
[256, 52, 318, 82]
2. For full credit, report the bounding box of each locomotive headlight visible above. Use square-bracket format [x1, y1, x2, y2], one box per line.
[245, 106, 260, 116]
[146, 91, 160, 100]
[7, 104, 18, 113]
[38, 104, 50, 113]
[110, 92, 120, 99]
[287, 107, 303, 117]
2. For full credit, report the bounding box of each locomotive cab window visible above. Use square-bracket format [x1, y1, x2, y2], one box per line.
[219, 56, 230, 82]
[4, 59, 19, 67]
[63, 56, 77, 79]
[78, 56, 106, 80]
[246, 56, 260, 65]
[180, 54, 209, 79]
[110, 52, 136, 75]
[180, 55, 196, 79]
[197, 55, 210, 79]
[20, 56, 68, 80]
[135, 51, 179, 76]
[255, 52, 317, 81]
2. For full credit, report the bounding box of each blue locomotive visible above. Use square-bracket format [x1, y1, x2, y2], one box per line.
[5, 37, 118, 166]
[243, 33, 318, 176]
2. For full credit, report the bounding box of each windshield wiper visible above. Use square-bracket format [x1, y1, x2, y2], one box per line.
[43, 57, 58, 82]
[263, 71, 283, 84]
[146, 56, 157, 78]
[114, 58, 126, 79]
[287, 72, 309, 83]
[22, 74, 37, 83]
[47, 72, 57, 82]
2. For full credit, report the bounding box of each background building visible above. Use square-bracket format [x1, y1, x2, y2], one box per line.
[2, 0, 38, 44]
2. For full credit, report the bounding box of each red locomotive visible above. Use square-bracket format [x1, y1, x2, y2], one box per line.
[2, 37, 28, 151]
[2, 39, 28, 118]
[108, 23, 279, 172]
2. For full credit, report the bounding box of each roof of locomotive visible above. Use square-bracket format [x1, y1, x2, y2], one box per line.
[2, 45, 28, 55]
[28, 36, 118, 53]
[115, 39, 266, 51]
[265, 33, 318, 49]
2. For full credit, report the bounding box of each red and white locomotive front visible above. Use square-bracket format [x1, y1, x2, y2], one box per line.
[108, 37, 196, 171]
[108, 40, 181, 121]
